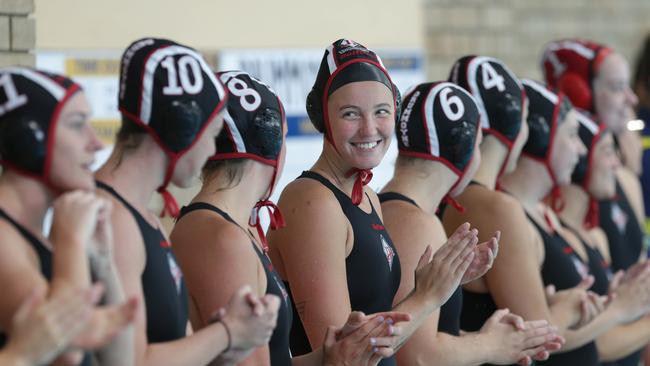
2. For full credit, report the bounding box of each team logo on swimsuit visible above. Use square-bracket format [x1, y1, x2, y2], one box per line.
[570, 256, 590, 280]
[380, 234, 395, 271]
[611, 203, 628, 234]
[166, 252, 183, 294]
[562, 246, 590, 279]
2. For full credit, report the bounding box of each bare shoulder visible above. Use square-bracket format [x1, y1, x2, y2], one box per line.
[0, 219, 48, 328]
[482, 189, 525, 216]
[461, 188, 527, 232]
[0, 219, 42, 273]
[0, 218, 31, 255]
[381, 199, 437, 252]
[269, 175, 350, 265]
[272, 176, 348, 238]
[172, 210, 257, 266]
[278, 176, 343, 211]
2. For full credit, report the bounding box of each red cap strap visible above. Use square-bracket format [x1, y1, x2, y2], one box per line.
[549, 185, 565, 213]
[157, 187, 180, 218]
[156, 152, 181, 218]
[345, 169, 373, 206]
[255, 200, 286, 230]
[543, 210, 557, 234]
[443, 195, 466, 213]
[584, 197, 600, 229]
[249, 200, 286, 253]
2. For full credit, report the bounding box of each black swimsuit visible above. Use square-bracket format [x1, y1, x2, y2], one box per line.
[378, 191, 463, 336]
[529, 215, 600, 366]
[178, 202, 293, 366]
[286, 171, 401, 366]
[599, 180, 643, 272]
[563, 224, 640, 366]
[97, 181, 188, 343]
[0, 208, 93, 366]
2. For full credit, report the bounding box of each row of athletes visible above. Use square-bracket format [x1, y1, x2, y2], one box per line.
[0, 36, 647, 366]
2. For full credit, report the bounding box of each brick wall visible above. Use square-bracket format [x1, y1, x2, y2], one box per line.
[0, 0, 34, 67]
[423, 0, 650, 81]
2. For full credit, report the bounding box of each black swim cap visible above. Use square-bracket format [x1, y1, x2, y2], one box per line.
[306, 39, 402, 206]
[449, 56, 525, 148]
[397, 81, 481, 186]
[522, 79, 573, 211]
[572, 112, 608, 228]
[306, 39, 400, 140]
[0, 67, 81, 187]
[118, 37, 228, 217]
[212, 70, 285, 193]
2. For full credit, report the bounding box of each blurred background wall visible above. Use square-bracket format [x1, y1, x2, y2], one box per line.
[422, 0, 650, 81]
[21, 0, 650, 79]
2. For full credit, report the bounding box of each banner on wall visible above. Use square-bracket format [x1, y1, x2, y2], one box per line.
[36, 47, 425, 143]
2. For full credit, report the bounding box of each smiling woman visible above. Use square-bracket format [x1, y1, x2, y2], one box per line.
[266, 39, 481, 366]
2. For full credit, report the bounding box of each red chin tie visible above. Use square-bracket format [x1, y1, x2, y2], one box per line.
[584, 197, 600, 229]
[345, 169, 373, 206]
[250, 200, 286, 253]
[158, 187, 180, 218]
[549, 185, 565, 213]
[442, 195, 466, 213]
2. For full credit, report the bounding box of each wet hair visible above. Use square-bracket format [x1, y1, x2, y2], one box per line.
[201, 158, 249, 191]
[116, 114, 147, 148]
[395, 155, 435, 178]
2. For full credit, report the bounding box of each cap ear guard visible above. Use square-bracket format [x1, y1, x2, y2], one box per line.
[0, 115, 46, 175]
[524, 112, 552, 158]
[157, 100, 204, 152]
[393, 84, 402, 122]
[306, 88, 324, 133]
[251, 107, 283, 160]
[557, 72, 593, 111]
